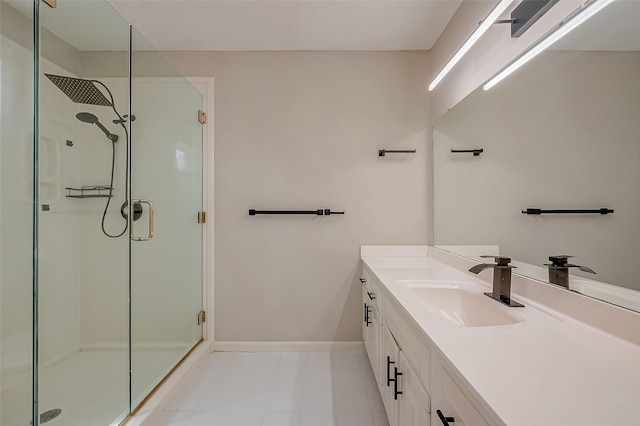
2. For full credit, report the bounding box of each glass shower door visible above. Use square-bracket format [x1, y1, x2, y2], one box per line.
[37, 1, 131, 425]
[129, 28, 204, 409]
[0, 1, 35, 425]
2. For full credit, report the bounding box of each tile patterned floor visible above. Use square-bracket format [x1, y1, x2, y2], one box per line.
[150, 350, 390, 426]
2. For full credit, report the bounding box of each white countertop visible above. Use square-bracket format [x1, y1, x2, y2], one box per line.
[362, 247, 640, 426]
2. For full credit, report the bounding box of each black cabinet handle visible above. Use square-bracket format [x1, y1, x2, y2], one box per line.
[364, 303, 371, 326]
[367, 291, 376, 300]
[393, 367, 403, 400]
[359, 277, 366, 284]
[386, 356, 395, 387]
[436, 410, 455, 425]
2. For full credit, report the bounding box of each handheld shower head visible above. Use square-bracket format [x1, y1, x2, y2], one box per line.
[76, 112, 119, 142]
[76, 112, 99, 124]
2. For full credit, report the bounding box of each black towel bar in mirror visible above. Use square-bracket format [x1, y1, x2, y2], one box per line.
[378, 149, 416, 157]
[451, 148, 483, 156]
[522, 208, 613, 215]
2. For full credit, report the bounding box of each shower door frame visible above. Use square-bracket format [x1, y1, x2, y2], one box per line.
[189, 76, 215, 345]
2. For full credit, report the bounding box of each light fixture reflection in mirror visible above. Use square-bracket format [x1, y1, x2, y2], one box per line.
[428, 0, 514, 91]
[484, 0, 614, 90]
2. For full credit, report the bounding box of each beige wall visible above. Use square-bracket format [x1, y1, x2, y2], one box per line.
[165, 51, 431, 342]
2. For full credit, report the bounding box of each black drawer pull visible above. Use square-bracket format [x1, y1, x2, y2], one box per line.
[386, 356, 395, 387]
[367, 291, 376, 300]
[393, 367, 403, 400]
[359, 277, 366, 284]
[437, 410, 455, 425]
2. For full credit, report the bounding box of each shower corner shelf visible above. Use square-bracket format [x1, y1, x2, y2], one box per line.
[65, 186, 113, 198]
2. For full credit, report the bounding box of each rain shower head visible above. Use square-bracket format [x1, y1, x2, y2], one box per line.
[76, 112, 119, 143]
[45, 74, 113, 107]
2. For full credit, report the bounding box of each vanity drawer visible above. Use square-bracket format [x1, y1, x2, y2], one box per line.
[362, 267, 383, 313]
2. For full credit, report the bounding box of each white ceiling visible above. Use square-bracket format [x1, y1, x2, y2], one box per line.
[9, 0, 637, 54]
[106, 0, 464, 51]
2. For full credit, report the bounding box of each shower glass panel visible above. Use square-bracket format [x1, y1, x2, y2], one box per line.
[39, 1, 131, 425]
[130, 28, 204, 409]
[0, 1, 35, 425]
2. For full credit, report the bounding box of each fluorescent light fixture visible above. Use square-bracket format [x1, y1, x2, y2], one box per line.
[428, 0, 514, 91]
[483, 0, 614, 90]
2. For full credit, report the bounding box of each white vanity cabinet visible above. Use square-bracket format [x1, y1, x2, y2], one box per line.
[362, 265, 495, 426]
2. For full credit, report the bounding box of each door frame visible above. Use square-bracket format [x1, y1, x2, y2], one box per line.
[187, 77, 215, 344]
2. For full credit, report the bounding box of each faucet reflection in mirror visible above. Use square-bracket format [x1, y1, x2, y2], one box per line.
[545, 256, 595, 289]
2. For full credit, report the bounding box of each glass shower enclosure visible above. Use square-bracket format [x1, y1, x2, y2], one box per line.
[1, 1, 205, 424]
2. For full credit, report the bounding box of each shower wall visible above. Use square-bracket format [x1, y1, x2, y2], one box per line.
[76, 75, 204, 350]
[0, 34, 83, 373]
[2, 42, 198, 368]
[73, 77, 129, 349]
[1, 1, 129, 369]
[1, 35, 37, 386]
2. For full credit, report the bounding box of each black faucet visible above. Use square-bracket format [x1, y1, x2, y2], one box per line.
[469, 256, 524, 307]
[545, 255, 595, 289]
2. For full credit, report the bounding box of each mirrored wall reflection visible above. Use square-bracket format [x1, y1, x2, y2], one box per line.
[433, 0, 640, 312]
[1, 1, 35, 425]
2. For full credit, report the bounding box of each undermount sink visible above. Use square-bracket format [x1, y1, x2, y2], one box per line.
[403, 283, 523, 327]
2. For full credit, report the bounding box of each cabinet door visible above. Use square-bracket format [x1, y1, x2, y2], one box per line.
[370, 304, 383, 387]
[398, 351, 430, 426]
[382, 325, 400, 426]
[363, 288, 373, 356]
[433, 369, 489, 426]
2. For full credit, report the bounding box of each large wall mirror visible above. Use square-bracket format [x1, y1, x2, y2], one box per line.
[433, 0, 640, 312]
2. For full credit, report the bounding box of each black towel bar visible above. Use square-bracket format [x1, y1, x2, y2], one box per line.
[522, 208, 613, 215]
[249, 209, 344, 216]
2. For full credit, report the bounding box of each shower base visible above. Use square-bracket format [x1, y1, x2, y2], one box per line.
[1, 348, 183, 426]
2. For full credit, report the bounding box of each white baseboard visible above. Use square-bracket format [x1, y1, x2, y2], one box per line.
[210, 341, 364, 352]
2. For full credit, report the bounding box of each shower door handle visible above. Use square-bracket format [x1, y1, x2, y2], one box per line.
[130, 199, 154, 241]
